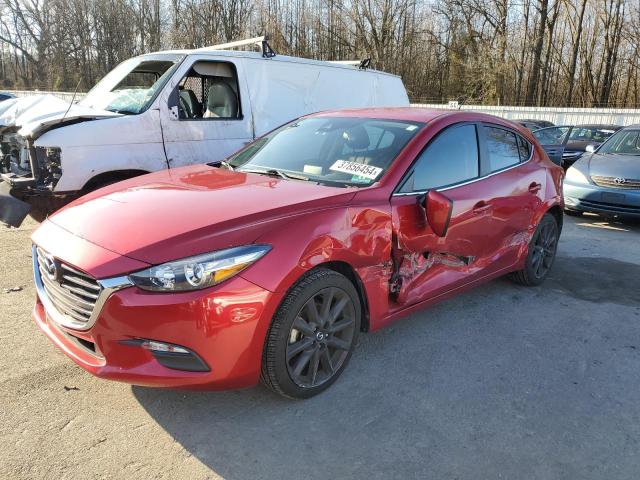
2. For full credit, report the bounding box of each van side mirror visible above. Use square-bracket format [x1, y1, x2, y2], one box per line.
[425, 190, 453, 237]
[585, 144, 596, 153]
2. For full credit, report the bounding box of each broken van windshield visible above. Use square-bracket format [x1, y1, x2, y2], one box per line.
[79, 54, 183, 114]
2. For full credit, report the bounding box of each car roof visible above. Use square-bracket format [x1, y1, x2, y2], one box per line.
[310, 107, 526, 124]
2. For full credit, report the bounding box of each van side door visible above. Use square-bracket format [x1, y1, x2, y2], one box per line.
[159, 55, 253, 168]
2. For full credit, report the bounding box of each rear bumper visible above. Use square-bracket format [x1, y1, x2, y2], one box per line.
[33, 275, 281, 390]
[564, 181, 640, 218]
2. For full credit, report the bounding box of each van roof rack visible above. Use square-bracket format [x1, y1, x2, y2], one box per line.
[328, 58, 371, 70]
[200, 35, 276, 58]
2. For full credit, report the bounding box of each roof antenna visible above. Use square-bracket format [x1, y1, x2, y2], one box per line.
[61, 76, 83, 122]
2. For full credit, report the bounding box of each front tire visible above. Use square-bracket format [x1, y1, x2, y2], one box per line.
[261, 268, 361, 399]
[510, 213, 559, 286]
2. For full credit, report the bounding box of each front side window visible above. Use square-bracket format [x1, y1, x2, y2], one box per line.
[176, 61, 240, 120]
[485, 126, 521, 172]
[399, 123, 479, 192]
[597, 130, 640, 155]
[228, 117, 423, 187]
[80, 54, 183, 114]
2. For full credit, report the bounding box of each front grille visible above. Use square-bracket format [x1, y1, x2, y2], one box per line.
[35, 247, 101, 328]
[591, 175, 640, 190]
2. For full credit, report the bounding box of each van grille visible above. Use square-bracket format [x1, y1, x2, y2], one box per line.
[35, 247, 101, 327]
[591, 176, 640, 190]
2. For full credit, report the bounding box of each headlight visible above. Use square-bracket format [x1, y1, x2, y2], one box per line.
[565, 166, 589, 184]
[129, 244, 271, 292]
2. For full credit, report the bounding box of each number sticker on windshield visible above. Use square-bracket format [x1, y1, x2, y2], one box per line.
[329, 160, 383, 180]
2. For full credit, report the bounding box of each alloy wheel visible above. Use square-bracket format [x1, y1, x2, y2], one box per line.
[530, 219, 558, 279]
[286, 287, 356, 388]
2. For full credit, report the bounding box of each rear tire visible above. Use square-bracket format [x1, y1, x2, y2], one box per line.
[510, 213, 559, 286]
[261, 268, 361, 399]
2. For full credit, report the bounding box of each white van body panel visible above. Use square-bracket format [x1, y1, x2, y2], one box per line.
[33, 110, 166, 191]
[2, 49, 409, 196]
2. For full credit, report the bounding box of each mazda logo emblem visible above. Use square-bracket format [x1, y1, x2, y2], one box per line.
[614, 177, 627, 185]
[41, 253, 58, 281]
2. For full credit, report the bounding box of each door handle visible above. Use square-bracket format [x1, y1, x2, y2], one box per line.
[472, 201, 492, 214]
[528, 182, 542, 194]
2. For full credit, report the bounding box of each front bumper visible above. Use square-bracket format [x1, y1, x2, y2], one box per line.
[564, 181, 640, 218]
[32, 226, 282, 389]
[34, 275, 279, 389]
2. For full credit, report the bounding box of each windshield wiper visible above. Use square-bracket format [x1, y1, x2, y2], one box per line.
[240, 168, 311, 182]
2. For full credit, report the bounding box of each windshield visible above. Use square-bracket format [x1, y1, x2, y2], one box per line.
[79, 54, 183, 114]
[597, 129, 640, 155]
[568, 127, 618, 143]
[228, 117, 423, 187]
[533, 126, 570, 145]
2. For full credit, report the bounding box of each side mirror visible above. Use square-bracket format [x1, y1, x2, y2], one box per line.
[425, 190, 453, 237]
[585, 144, 596, 153]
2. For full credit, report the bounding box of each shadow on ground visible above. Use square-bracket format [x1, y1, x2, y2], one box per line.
[133, 255, 640, 479]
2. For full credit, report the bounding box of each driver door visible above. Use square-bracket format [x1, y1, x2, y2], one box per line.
[389, 123, 497, 307]
[158, 56, 253, 168]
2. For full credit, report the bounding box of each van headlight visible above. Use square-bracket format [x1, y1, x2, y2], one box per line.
[565, 166, 589, 184]
[129, 245, 271, 292]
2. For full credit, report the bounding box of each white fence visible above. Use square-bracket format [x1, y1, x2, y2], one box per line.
[5, 90, 640, 126]
[412, 103, 640, 126]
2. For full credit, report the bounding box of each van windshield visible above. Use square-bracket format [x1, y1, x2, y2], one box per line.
[228, 117, 423, 187]
[80, 54, 183, 114]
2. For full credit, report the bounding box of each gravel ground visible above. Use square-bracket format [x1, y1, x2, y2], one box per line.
[1, 214, 639, 480]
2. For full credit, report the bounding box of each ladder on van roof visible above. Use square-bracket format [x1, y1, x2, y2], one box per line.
[200, 36, 371, 69]
[199, 36, 276, 58]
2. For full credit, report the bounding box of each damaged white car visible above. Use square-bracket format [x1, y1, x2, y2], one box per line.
[0, 37, 409, 227]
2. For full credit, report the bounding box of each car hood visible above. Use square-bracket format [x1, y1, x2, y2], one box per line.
[0, 94, 120, 137]
[566, 140, 599, 152]
[48, 165, 357, 265]
[587, 153, 640, 179]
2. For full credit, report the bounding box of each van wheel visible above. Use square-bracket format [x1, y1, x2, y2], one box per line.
[261, 268, 361, 399]
[510, 213, 559, 286]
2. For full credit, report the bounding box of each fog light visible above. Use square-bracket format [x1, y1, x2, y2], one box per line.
[140, 340, 190, 354]
[120, 338, 210, 372]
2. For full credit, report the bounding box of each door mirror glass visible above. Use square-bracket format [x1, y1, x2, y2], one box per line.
[425, 190, 453, 237]
[585, 144, 596, 153]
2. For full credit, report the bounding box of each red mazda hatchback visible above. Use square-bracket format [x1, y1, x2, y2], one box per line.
[31, 108, 564, 398]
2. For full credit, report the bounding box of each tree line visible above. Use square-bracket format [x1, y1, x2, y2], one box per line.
[1, 0, 639, 107]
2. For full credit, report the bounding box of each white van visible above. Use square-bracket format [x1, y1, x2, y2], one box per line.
[0, 37, 408, 226]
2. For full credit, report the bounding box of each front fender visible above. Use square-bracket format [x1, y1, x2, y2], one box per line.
[33, 110, 167, 192]
[239, 203, 393, 329]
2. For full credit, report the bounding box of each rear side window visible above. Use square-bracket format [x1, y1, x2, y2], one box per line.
[517, 136, 531, 161]
[400, 124, 479, 192]
[484, 126, 521, 172]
